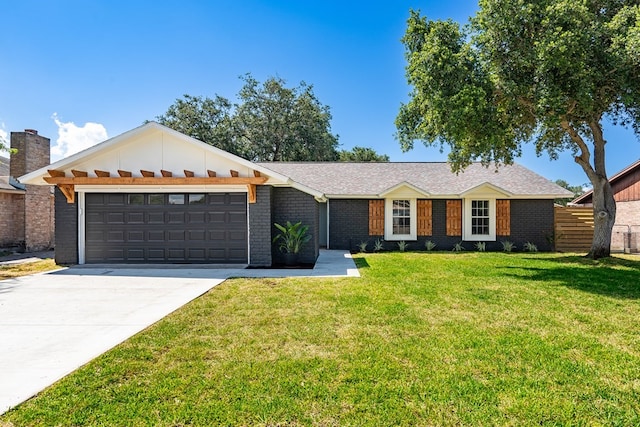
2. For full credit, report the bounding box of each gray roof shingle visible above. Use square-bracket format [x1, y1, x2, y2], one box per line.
[257, 162, 572, 198]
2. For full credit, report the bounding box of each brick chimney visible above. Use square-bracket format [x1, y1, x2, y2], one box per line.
[10, 129, 51, 177]
[9, 129, 53, 252]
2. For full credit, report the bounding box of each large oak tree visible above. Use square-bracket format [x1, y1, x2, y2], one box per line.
[396, 1, 640, 259]
[157, 74, 339, 162]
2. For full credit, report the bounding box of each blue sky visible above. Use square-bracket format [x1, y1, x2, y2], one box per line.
[1, 0, 638, 186]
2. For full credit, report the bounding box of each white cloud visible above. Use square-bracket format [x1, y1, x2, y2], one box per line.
[51, 113, 108, 159]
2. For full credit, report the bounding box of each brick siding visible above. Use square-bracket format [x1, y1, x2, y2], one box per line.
[54, 188, 78, 264]
[248, 185, 273, 267]
[272, 187, 319, 264]
[327, 198, 555, 252]
[0, 193, 25, 248]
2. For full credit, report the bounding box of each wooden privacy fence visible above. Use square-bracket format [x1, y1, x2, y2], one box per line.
[554, 206, 594, 252]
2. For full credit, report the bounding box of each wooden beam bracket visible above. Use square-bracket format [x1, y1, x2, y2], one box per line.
[247, 184, 256, 204]
[58, 184, 75, 204]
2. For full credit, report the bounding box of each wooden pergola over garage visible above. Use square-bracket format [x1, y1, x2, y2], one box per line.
[19, 122, 294, 265]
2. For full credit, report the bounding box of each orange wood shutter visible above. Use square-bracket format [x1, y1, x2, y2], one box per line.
[446, 200, 462, 236]
[369, 200, 384, 235]
[496, 199, 511, 236]
[417, 200, 433, 236]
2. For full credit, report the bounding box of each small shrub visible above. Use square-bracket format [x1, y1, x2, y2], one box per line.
[523, 242, 538, 252]
[452, 242, 465, 252]
[373, 239, 384, 252]
[357, 241, 368, 253]
[501, 240, 515, 252]
[474, 242, 486, 252]
[397, 241, 409, 252]
[424, 240, 437, 251]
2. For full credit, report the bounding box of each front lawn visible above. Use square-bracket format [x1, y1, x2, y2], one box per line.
[0, 259, 58, 280]
[2, 253, 640, 426]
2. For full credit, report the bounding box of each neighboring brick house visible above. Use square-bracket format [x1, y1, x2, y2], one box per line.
[20, 122, 571, 266]
[571, 159, 640, 253]
[0, 130, 55, 251]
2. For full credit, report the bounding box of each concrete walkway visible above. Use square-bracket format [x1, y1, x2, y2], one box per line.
[0, 250, 358, 414]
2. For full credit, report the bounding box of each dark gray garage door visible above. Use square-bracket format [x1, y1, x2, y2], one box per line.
[85, 192, 247, 263]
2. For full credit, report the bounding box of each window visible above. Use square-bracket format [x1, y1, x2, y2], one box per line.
[384, 199, 417, 240]
[463, 199, 496, 241]
[128, 194, 144, 205]
[471, 200, 490, 235]
[168, 194, 185, 205]
[149, 194, 164, 205]
[392, 200, 411, 235]
[189, 194, 205, 205]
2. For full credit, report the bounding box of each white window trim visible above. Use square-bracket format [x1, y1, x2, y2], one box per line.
[384, 198, 417, 241]
[463, 198, 496, 241]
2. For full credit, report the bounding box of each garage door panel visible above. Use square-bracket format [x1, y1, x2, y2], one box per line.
[188, 212, 206, 223]
[107, 230, 125, 242]
[127, 212, 144, 224]
[127, 230, 144, 242]
[148, 212, 165, 224]
[126, 248, 145, 261]
[106, 212, 125, 224]
[167, 230, 185, 241]
[189, 230, 206, 240]
[167, 212, 185, 223]
[148, 230, 165, 242]
[85, 192, 248, 263]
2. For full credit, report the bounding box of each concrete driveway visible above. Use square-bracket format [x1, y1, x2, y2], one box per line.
[0, 250, 359, 414]
[0, 266, 238, 414]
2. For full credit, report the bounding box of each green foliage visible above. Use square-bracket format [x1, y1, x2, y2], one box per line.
[397, 2, 640, 257]
[452, 242, 465, 252]
[475, 241, 486, 252]
[555, 179, 588, 205]
[373, 238, 384, 252]
[338, 146, 390, 162]
[397, 241, 409, 252]
[523, 242, 539, 252]
[424, 240, 437, 251]
[156, 74, 339, 162]
[357, 241, 368, 253]
[501, 240, 515, 252]
[272, 221, 311, 254]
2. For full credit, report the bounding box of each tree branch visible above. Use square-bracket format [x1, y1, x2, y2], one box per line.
[560, 119, 597, 182]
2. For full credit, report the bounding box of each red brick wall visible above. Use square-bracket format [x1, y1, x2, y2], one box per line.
[0, 192, 26, 247]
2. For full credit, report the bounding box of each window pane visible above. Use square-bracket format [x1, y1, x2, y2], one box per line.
[189, 194, 205, 205]
[471, 200, 490, 235]
[149, 194, 164, 205]
[168, 194, 185, 205]
[392, 199, 411, 235]
[128, 194, 143, 205]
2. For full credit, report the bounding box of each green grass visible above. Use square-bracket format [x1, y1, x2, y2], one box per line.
[2, 252, 640, 426]
[0, 259, 58, 280]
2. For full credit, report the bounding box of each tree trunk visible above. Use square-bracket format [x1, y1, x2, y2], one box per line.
[588, 175, 616, 259]
[568, 119, 616, 259]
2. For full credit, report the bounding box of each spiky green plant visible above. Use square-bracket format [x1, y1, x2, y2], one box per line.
[501, 240, 515, 253]
[424, 240, 437, 251]
[397, 241, 409, 252]
[357, 241, 368, 253]
[452, 242, 465, 252]
[373, 239, 384, 252]
[475, 241, 486, 252]
[523, 242, 538, 252]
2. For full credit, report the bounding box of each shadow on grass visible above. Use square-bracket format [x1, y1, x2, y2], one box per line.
[352, 257, 370, 269]
[504, 255, 640, 299]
